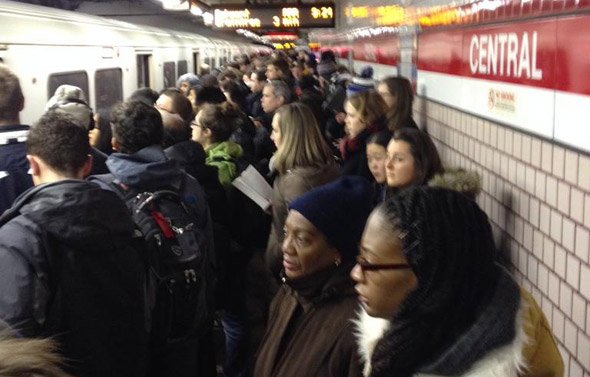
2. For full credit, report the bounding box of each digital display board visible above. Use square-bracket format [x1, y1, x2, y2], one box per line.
[213, 3, 335, 29]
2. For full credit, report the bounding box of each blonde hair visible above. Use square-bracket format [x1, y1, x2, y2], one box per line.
[0, 334, 73, 377]
[345, 90, 387, 126]
[273, 103, 334, 174]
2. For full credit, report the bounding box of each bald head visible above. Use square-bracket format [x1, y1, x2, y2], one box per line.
[158, 108, 190, 148]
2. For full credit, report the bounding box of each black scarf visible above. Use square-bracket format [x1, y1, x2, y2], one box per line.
[370, 187, 507, 377]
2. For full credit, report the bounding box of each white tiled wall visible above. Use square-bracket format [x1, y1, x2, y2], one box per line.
[415, 97, 590, 375]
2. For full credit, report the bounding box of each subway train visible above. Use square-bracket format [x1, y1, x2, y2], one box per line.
[0, 0, 269, 125]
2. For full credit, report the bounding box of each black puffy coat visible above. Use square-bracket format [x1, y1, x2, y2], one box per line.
[0, 180, 148, 377]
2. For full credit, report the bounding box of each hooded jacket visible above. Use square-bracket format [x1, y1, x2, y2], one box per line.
[92, 145, 216, 377]
[94, 144, 215, 290]
[265, 162, 340, 277]
[0, 180, 148, 377]
[354, 270, 563, 377]
[254, 264, 363, 377]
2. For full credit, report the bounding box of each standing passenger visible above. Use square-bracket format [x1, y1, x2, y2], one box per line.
[352, 187, 563, 377]
[192, 102, 244, 190]
[176, 73, 200, 96]
[254, 176, 372, 377]
[265, 103, 340, 278]
[366, 131, 392, 206]
[341, 91, 388, 179]
[376, 76, 418, 131]
[0, 112, 148, 377]
[92, 100, 216, 377]
[384, 127, 443, 194]
[45, 84, 109, 175]
[0, 65, 32, 214]
[246, 69, 266, 119]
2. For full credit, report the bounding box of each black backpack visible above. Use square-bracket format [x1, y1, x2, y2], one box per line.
[96, 175, 211, 345]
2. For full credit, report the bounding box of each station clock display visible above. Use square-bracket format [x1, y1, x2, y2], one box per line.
[212, 3, 335, 29]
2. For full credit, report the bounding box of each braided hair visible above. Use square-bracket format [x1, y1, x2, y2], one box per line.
[370, 187, 499, 377]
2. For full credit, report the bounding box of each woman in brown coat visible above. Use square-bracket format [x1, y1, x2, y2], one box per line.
[265, 102, 340, 278]
[254, 176, 373, 377]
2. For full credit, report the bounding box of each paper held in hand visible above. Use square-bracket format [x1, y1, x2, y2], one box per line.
[232, 165, 273, 211]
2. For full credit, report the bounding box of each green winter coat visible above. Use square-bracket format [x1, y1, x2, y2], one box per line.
[205, 141, 243, 190]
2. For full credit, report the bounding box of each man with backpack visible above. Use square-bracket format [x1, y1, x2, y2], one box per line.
[91, 100, 217, 377]
[0, 111, 148, 377]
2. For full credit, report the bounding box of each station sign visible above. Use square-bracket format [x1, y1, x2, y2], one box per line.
[212, 3, 335, 29]
[417, 15, 590, 152]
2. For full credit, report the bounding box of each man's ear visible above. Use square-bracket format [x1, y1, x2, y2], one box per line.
[81, 154, 93, 178]
[26, 155, 41, 177]
[202, 127, 212, 139]
[17, 94, 25, 112]
[111, 137, 120, 151]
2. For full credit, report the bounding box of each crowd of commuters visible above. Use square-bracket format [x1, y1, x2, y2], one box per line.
[0, 46, 563, 377]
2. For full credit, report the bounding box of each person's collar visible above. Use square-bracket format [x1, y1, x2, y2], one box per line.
[280, 261, 355, 311]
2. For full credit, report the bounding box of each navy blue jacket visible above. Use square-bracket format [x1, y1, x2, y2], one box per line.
[0, 125, 33, 214]
[91, 145, 216, 314]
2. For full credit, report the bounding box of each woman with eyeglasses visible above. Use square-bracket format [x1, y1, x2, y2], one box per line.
[191, 102, 244, 191]
[351, 187, 563, 377]
[254, 176, 373, 377]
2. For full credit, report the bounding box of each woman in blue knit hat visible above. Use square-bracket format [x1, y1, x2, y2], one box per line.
[254, 176, 373, 377]
[351, 187, 563, 377]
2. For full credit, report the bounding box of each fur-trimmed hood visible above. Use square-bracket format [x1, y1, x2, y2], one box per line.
[428, 167, 481, 200]
[354, 301, 528, 377]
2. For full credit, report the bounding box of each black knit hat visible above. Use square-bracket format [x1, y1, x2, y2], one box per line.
[289, 176, 374, 261]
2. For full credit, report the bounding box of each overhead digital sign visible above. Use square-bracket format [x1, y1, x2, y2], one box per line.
[212, 3, 335, 29]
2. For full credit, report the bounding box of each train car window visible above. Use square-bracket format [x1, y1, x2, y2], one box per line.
[163, 61, 176, 88]
[95, 68, 123, 111]
[204, 57, 211, 69]
[137, 55, 151, 88]
[48, 71, 89, 100]
[178, 60, 188, 76]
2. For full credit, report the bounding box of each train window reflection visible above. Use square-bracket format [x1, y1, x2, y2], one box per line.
[137, 54, 151, 88]
[95, 68, 122, 112]
[178, 60, 188, 76]
[48, 71, 88, 101]
[163, 61, 176, 88]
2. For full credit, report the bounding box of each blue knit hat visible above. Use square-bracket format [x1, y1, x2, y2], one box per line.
[289, 176, 374, 261]
[346, 66, 375, 97]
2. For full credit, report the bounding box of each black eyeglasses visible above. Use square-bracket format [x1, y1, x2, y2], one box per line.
[355, 255, 411, 272]
[190, 121, 203, 128]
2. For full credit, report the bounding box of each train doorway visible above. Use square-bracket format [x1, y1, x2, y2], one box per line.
[193, 51, 200, 75]
[136, 53, 153, 88]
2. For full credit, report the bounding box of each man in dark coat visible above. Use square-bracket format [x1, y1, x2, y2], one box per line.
[91, 100, 217, 377]
[0, 66, 32, 214]
[0, 112, 148, 377]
